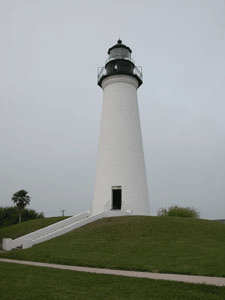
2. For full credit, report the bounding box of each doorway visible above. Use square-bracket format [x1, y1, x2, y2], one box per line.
[112, 186, 122, 210]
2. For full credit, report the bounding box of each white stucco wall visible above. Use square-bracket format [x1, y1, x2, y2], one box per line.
[92, 75, 150, 216]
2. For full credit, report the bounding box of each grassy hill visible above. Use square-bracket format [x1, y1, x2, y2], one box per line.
[0, 216, 68, 249]
[0, 216, 225, 277]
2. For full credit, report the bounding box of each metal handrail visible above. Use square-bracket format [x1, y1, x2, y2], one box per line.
[134, 66, 143, 81]
[97, 67, 106, 81]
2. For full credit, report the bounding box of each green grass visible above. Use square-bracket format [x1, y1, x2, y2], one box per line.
[1, 216, 225, 277]
[0, 216, 68, 249]
[0, 262, 225, 300]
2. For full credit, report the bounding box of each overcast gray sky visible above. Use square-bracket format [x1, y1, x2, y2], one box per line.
[0, 0, 224, 220]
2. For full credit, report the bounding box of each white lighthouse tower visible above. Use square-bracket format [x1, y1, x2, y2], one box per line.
[92, 40, 150, 216]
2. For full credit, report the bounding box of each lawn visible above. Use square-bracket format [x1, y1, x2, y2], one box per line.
[0, 262, 224, 300]
[1, 216, 225, 277]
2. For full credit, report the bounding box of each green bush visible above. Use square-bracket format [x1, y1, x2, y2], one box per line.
[157, 205, 200, 218]
[0, 207, 44, 228]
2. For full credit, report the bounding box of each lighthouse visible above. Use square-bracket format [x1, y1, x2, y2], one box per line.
[92, 40, 150, 216]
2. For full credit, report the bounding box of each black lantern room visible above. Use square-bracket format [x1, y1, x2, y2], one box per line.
[97, 40, 143, 87]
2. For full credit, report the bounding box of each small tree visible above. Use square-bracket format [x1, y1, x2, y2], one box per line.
[157, 205, 200, 218]
[11, 190, 31, 223]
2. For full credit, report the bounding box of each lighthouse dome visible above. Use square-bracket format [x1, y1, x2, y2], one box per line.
[97, 40, 143, 88]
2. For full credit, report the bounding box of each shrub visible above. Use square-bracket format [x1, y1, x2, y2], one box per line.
[157, 205, 200, 218]
[0, 207, 44, 228]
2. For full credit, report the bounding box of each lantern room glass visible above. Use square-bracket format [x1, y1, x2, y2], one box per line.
[109, 47, 131, 60]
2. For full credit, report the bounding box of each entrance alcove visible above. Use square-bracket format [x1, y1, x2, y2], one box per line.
[112, 186, 122, 210]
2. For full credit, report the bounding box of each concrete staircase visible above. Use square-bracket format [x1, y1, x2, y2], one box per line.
[2, 210, 131, 251]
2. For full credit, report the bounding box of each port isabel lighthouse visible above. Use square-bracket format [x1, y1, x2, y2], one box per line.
[92, 40, 150, 216]
[2, 40, 151, 251]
